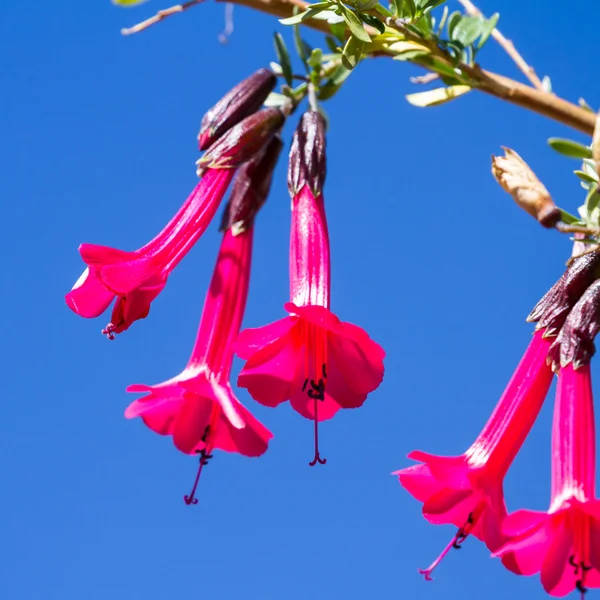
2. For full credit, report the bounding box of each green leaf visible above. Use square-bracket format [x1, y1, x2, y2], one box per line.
[325, 35, 339, 54]
[477, 12, 498, 48]
[361, 13, 386, 34]
[273, 33, 293, 87]
[559, 208, 581, 225]
[294, 25, 312, 68]
[279, 5, 330, 25]
[307, 47, 323, 69]
[437, 5, 448, 35]
[330, 21, 346, 42]
[264, 92, 292, 108]
[447, 11, 462, 37]
[341, 34, 364, 69]
[548, 138, 593, 159]
[112, 0, 149, 5]
[318, 64, 352, 100]
[405, 84, 471, 107]
[452, 16, 483, 46]
[398, 0, 417, 19]
[341, 7, 371, 42]
[574, 170, 598, 185]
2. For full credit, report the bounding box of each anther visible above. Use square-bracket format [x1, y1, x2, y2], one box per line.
[183, 426, 213, 505]
[419, 512, 475, 581]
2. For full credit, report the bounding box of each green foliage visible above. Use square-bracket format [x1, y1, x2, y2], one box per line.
[112, 0, 149, 5]
[548, 138, 593, 159]
[274, 33, 294, 87]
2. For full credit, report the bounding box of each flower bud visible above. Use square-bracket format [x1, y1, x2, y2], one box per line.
[198, 68, 277, 151]
[288, 110, 327, 197]
[197, 107, 285, 174]
[527, 249, 600, 336]
[492, 147, 560, 228]
[547, 279, 600, 370]
[220, 135, 283, 234]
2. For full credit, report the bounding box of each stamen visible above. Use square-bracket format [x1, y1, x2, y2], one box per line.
[570, 555, 591, 599]
[419, 513, 474, 581]
[183, 426, 213, 505]
[308, 363, 327, 467]
[101, 323, 116, 340]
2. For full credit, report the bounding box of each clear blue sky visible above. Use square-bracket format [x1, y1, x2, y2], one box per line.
[2, 1, 599, 598]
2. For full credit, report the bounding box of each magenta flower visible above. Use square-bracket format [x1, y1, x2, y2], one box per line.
[236, 111, 385, 466]
[66, 107, 285, 338]
[495, 280, 600, 597]
[67, 168, 234, 338]
[495, 363, 600, 598]
[125, 142, 281, 504]
[396, 330, 554, 579]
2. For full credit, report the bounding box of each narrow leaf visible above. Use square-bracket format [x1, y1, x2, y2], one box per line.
[361, 13, 385, 34]
[341, 7, 371, 42]
[548, 138, 593, 159]
[405, 84, 471, 107]
[274, 33, 293, 87]
[341, 35, 364, 70]
[477, 12, 498, 48]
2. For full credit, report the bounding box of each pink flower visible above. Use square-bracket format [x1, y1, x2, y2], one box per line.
[124, 140, 281, 505]
[495, 352, 600, 596]
[67, 168, 234, 338]
[235, 111, 385, 466]
[396, 330, 554, 579]
[66, 107, 285, 338]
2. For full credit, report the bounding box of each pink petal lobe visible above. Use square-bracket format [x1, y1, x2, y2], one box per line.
[79, 243, 137, 267]
[322, 351, 367, 410]
[284, 302, 341, 330]
[541, 518, 574, 596]
[234, 316, 297, 358]
[66, 267, 115, 318]
[237, 333, 300, 407]
[406, 451, 470, 488]
[396, 463, 445, 503]
[172, 394, 215, 454]
[328, 324, 385, 395]
[423, 487, 472, 516]
[211, 386, 273, 457]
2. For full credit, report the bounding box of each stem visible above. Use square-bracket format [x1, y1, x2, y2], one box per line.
[121, 0, 205, 35]
[456, 0, 545, 91]
[119, 0, 596, 134]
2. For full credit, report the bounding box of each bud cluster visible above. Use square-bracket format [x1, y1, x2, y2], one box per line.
[528, 248, 600, 369]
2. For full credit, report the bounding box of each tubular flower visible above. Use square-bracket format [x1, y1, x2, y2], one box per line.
[495, 364, 600, 598]
[125, 140, 281, 505]
[396, 330, 554, 580]
[235, 111, 385, 466]
[66, 107, 285, 338]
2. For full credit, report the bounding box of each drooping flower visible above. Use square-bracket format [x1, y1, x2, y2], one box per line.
[495, 364, 600, 598]
[66, 107, 285, 338]
[495, 280, 600, 597]
[396, 330, 554, 579]
[125, 137, 282, 504]
[396, 254, 600, 582]
[235, 111, 385, 466]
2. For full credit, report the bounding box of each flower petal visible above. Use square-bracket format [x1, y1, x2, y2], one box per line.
[172, 393, 215, 454]
[235, 316, 297, 358]
[65, 267, 115, 318]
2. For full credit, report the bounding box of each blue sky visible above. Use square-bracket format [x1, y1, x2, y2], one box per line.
[2, 1, 599, 598]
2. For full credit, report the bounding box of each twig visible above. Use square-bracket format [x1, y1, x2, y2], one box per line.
[410, 72, 440, 85]
[456, 0, 545, 91]
[121, 0, 204, 35]
[556, 222, 600, 237]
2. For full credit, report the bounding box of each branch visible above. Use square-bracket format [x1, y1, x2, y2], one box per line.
[121, 0, 205, 35]
[122, 0, 596, 135]
[456, 0, 545, 91]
